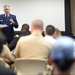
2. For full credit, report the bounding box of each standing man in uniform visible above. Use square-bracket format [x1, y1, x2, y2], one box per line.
[0, 5, 19, 44]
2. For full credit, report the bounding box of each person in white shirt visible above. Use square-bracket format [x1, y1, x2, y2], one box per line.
[44, 25, 56, 45]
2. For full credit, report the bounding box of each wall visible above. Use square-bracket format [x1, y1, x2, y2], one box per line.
[71, 0, 75, 35]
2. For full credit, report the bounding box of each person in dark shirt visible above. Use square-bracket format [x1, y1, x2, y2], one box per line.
[8, 24, 31, 51]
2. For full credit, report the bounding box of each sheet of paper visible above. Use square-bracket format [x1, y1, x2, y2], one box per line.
[0, 24, 8, 27]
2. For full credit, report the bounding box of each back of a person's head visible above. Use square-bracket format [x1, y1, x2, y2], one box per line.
[54, 28, 61, 38]
[0, 31, 6, 54]
[46, 25, 55, 36]
[21, 24, 29, 32]
[51, 36, 74, 72]
[31, 19, 43, 31]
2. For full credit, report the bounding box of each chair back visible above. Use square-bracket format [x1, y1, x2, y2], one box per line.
[15, 58, 47, 75]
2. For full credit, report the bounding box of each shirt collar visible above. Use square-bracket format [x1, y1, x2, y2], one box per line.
[31, 32, 43, 37]
[5, 14, 10, 17]
[45, 35, 54, 39]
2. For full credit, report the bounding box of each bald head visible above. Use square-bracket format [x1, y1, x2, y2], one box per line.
[4, 5, 10, 14]
[31, 19, 44, 31]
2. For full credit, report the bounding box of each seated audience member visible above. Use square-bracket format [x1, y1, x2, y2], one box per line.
[44, 25, 56, 45]
[0, 31, 14, 68]
[14, 19, 51, 60]
[0, 65, 16, 75]
[54, 28, 61, 38]
[20, 23, 31, 36]
[8, 24, 31, 51]
[51, 36, 75, 75]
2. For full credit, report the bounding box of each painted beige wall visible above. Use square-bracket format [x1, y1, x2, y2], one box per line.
[70, 0, 75, 35]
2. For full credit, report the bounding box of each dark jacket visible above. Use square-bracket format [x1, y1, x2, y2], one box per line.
[0, 14, 18, 40]
[0, 65, 16, 75]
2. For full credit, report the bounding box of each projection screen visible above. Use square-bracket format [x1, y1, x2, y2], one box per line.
[0, 0, 65, 31]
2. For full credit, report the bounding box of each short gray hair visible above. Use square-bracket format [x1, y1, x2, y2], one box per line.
[4, 5, 10, 8]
